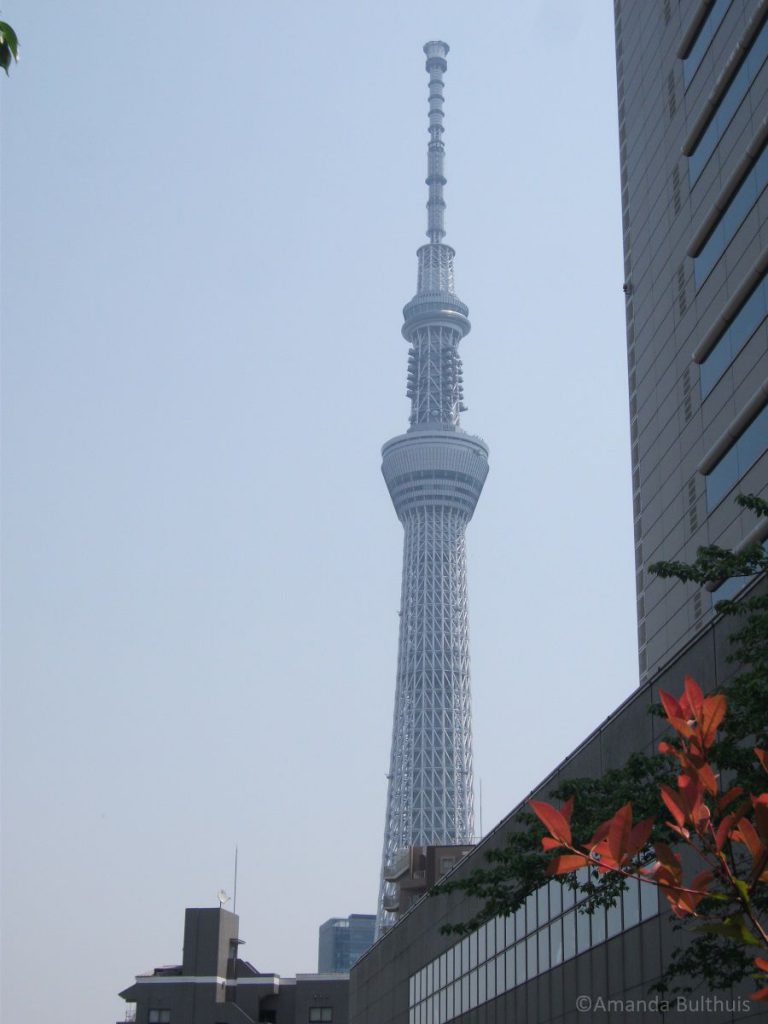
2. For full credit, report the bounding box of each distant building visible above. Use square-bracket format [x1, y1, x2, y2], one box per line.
[119, 907, 348, 1024]
[381, 844, 474, 920]
[318, 915, 376, 974]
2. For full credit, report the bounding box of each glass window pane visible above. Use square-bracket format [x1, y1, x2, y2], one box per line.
[550, 917, 563, 966]
[515, 940, 526, 985]
[477, 924, 486, 964]
[607, 899, 622, 938]
[514, 903, 525, 939]
[446, 983, 454, 1020]
[439, 989, 446, 1024]
[623, 878, 640, 929]
[562, 882, 575, 911]
[591, 905, 606, 945]
[460, 937, 469, 974]
[496, 915, 506, 952]
[526, 934, 538, 977]
[486, 919, 496, 958]
[461, 976, 469, 1014]
[504, 946, 515, 991]
[525, 892, 538, 930]
[563, 910, 576, 960]
[641, 879, 658, 920]
[538, 926, 550, 972]
[469, 970, 478, 1010]
[496, 951, 506, 993]
[577, 909, 590, 953]
[537, 884, 549, 923]
[548, 879, 562, 918]
[486, 960, 496, 1001]
[410, 977, 415, 1006]
[478, 963, 486, 1005]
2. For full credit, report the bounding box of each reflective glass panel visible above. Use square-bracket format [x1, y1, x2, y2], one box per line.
[526, 934, 538, 977]
[516, 940, 527, 985]
[469, 970, 478, 1010]
[577, 908, 591, 953]
[623, 878, 640, 929]
[538, 926, 550, 972]
[689, 16, 768, 183]
[446, 983, 454, 1020]
[526, 891, 538, 930]
[563, 910, 576, 960]
[514, 903, 525, 939]
[550, 917, 563, 967]
[701, 273, 768, 396]
[477, 964, 486, 1005]
[477, 925, 486, 964]
[496, 951, 506, 994]
[683, 0, 731, 88]
[495, 915, 506, 952]
[695, 145, 768, 287]
[504, 946, 515, 991]
[537, 884, 549, 924]
[549, 879, 563, 918]
[562, 882, 576, 911]
[487, 960, 497, 1001]
[607, 899, 622, 938]
[469, 931, 478, 970]
[591, 905, 606, 945]
[486, 919, 496, 958]
[706, 403, 768, 507]
[641, 879, 659, 920]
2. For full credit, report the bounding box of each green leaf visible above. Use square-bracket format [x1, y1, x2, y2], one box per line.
[0, 21, 19, 76]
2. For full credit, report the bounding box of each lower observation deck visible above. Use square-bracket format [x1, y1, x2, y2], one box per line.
[381, 429, 489, 520]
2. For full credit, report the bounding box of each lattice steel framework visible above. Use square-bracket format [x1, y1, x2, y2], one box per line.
[377, 41, 489, 933]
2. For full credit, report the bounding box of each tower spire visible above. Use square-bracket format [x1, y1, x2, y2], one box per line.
[376, 42, 489, 935]
[424, 40, 449, 243]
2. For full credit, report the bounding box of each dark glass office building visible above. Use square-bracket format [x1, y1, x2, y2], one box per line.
[617, 0, 768, 683]
[319, 915, 377, 974]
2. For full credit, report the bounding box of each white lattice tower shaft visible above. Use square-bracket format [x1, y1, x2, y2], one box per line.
[377, 42, 489, 934]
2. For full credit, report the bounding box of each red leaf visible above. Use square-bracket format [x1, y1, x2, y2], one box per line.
[700, 693, 726, 747]
[626, 817, 654, 858]
[683, 676, 705, 718]
[529, 800, 573, 846]
[659, 689, 682, 721]
[752, 988, 768, 1002]
[660, 784, 687, 827]
[752, 799, 768, 846]
[607, 804, 633, 866]
[733, 819, 763, 860]
[717, 786, 744, 812]
[541, 836, 563, 851]
[715, 813, 737, 852]
[546, 854, 590, 876]
[755, 958, 768, 972]
[756, 749, 768, 774]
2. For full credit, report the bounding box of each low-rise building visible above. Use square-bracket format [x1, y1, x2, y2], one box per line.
[119, 907, 348, 1024]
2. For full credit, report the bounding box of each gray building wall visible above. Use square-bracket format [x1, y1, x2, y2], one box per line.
[349, 602, 768, 1024]
[616, 0, 768, 684]
[120, 907, 350, 1024]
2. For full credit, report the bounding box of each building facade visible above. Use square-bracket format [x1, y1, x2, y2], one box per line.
[119, 908, 349, 1024]
[377, 40, 489, 933]
[617, 0, 768, 684]
[319, 916, 376, 974]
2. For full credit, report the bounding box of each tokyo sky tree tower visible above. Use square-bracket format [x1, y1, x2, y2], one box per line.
[377, 41, 489, 932]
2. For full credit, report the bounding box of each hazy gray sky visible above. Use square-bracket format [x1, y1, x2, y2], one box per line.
[2, 2, 636, 1021]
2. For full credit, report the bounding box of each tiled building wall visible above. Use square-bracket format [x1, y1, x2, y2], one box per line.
[617, 0, 768, 683]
